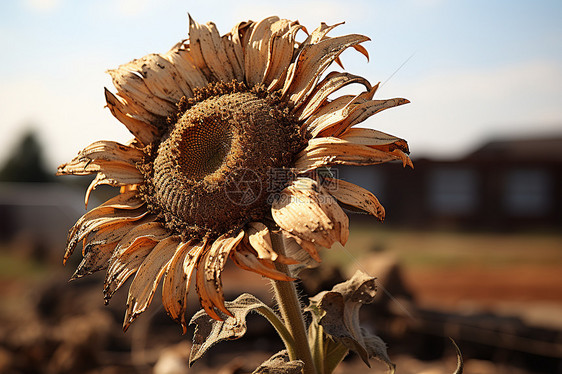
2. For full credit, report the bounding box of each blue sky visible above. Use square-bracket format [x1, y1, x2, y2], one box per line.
[1, 0, 561, 168]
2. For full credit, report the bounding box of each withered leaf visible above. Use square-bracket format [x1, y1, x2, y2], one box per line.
[308, 270, 394, 371]
[252, 350, 304, 374]
[189, 293, 287, 366]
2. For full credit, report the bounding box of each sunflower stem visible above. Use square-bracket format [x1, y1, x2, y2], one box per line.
[269, 228, 317, 374]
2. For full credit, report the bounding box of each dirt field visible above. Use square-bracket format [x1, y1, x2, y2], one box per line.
[1, 227, 561, 373]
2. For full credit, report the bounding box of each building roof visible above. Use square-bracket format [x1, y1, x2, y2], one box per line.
[466, 135, 562, 163]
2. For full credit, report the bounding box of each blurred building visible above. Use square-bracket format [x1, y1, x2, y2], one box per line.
[0, 182, 90, 254]
[338, 136, 562, 230]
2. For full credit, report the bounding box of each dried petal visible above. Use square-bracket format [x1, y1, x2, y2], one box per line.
[123, 235, 180, 330]
[271, 177, 348, 248]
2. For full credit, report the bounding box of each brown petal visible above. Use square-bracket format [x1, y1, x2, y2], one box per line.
[123, 235, 180, 331]
[188, 15, 235, 82]
[103, 222, 168, 302]
[340, 127, 409, 152]
[244, 16, 280, 87]
[98, 191, 145, 209]
[59, 141, 144, 168]
[195, 231, 244, 320]
[57, 160, 143, 188]
[303, 94, 356, 136]
[230, 241, 294, 281]
[119, 53, 188, 103]
[281, 231, 321, 271]
[103, 238, 155, 303]
[306, 22, 345, 44]
[294, 137, 411, 172]
[221, 35, 244, 81]
[107, 67, 177, 117]
[284, 232, 322, 263]
[163, 45, 209, 94]
[263, 21, 305, 90]
[56, 141, 144, 186]
[64, 195, 147, 265]
[246, 222, 298, 264]
[271, 177, 348, 248]
[320, 97, 410, 138]
[161, 240, 203, 332]
[322, 177, 385, 221]
[104, 88, 160, 146]
[71, 240, 117, 281]
[72, 220, 138, 279]
[297, 72, 372, 120]
[282, 34, 370, 107]
[228, 20, 253, 72]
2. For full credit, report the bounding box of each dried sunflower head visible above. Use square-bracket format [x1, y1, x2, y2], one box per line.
[57, 16, 412, 331]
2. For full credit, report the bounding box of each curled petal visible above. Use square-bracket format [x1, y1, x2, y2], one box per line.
[104, 88, 160, 146]
[284, 232, 322, 263]
[228, 20, 253, 72]
[57, 161, 143, 188]
[196, 231, 244, 320]
[294, 137, 412, 172]
[264, 21, 305, 90]
[323, 97, 410, 138]
[109, 221, 169, 262]
[188, 15, 235, 82]
[118, 53, 189, 103]
[306, 22, 345, 44]
[282, 34, 370, 107]
[244, 16, 280, 87]
[340, 127, 409, 152]
[103, 222, 169, 302]
[108, 67, 176, 117]
[56, 141, 144, 186]
[70, 220, 139, 280]
[305, 86, 409, 138]
[98, 191, 145, 209]
[322, 177, 385, 221]
[272, 177, 349, 248]
[297, 72, 372, 120]
[59, 141, 144, 167]
[230, 242, 294, 281]
[282, 232, 321, 272]
[162, 240, 206, 332]
[221, 35, 244, 81]
[64, 194, 147, 265]
[246, 222, 298, 264]
[163, 44, 208, 94]
[123, 235, 180, 331]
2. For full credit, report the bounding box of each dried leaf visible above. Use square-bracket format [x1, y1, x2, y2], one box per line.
[308, 270, 394, 370]
[252, 350, 304, 374]
[189, 293, 285, 366]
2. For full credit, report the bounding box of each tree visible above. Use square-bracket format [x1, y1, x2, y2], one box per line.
[0, 129, 52, 182]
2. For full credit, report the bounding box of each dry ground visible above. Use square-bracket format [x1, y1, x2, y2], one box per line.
[1, 226, 561, 373]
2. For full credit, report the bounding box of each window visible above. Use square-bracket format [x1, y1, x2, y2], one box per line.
[428, 167, 478, 215]
[504, 169, 550, 216]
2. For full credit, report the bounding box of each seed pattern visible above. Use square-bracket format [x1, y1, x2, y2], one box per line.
[140, 83, 305, 240]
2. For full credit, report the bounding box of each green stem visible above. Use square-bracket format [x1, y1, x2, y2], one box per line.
[255, 305, 297, 359]
[269, 227, 317, 374]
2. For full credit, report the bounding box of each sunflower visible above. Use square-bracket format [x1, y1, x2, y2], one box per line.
[57, 16, 412, 331]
